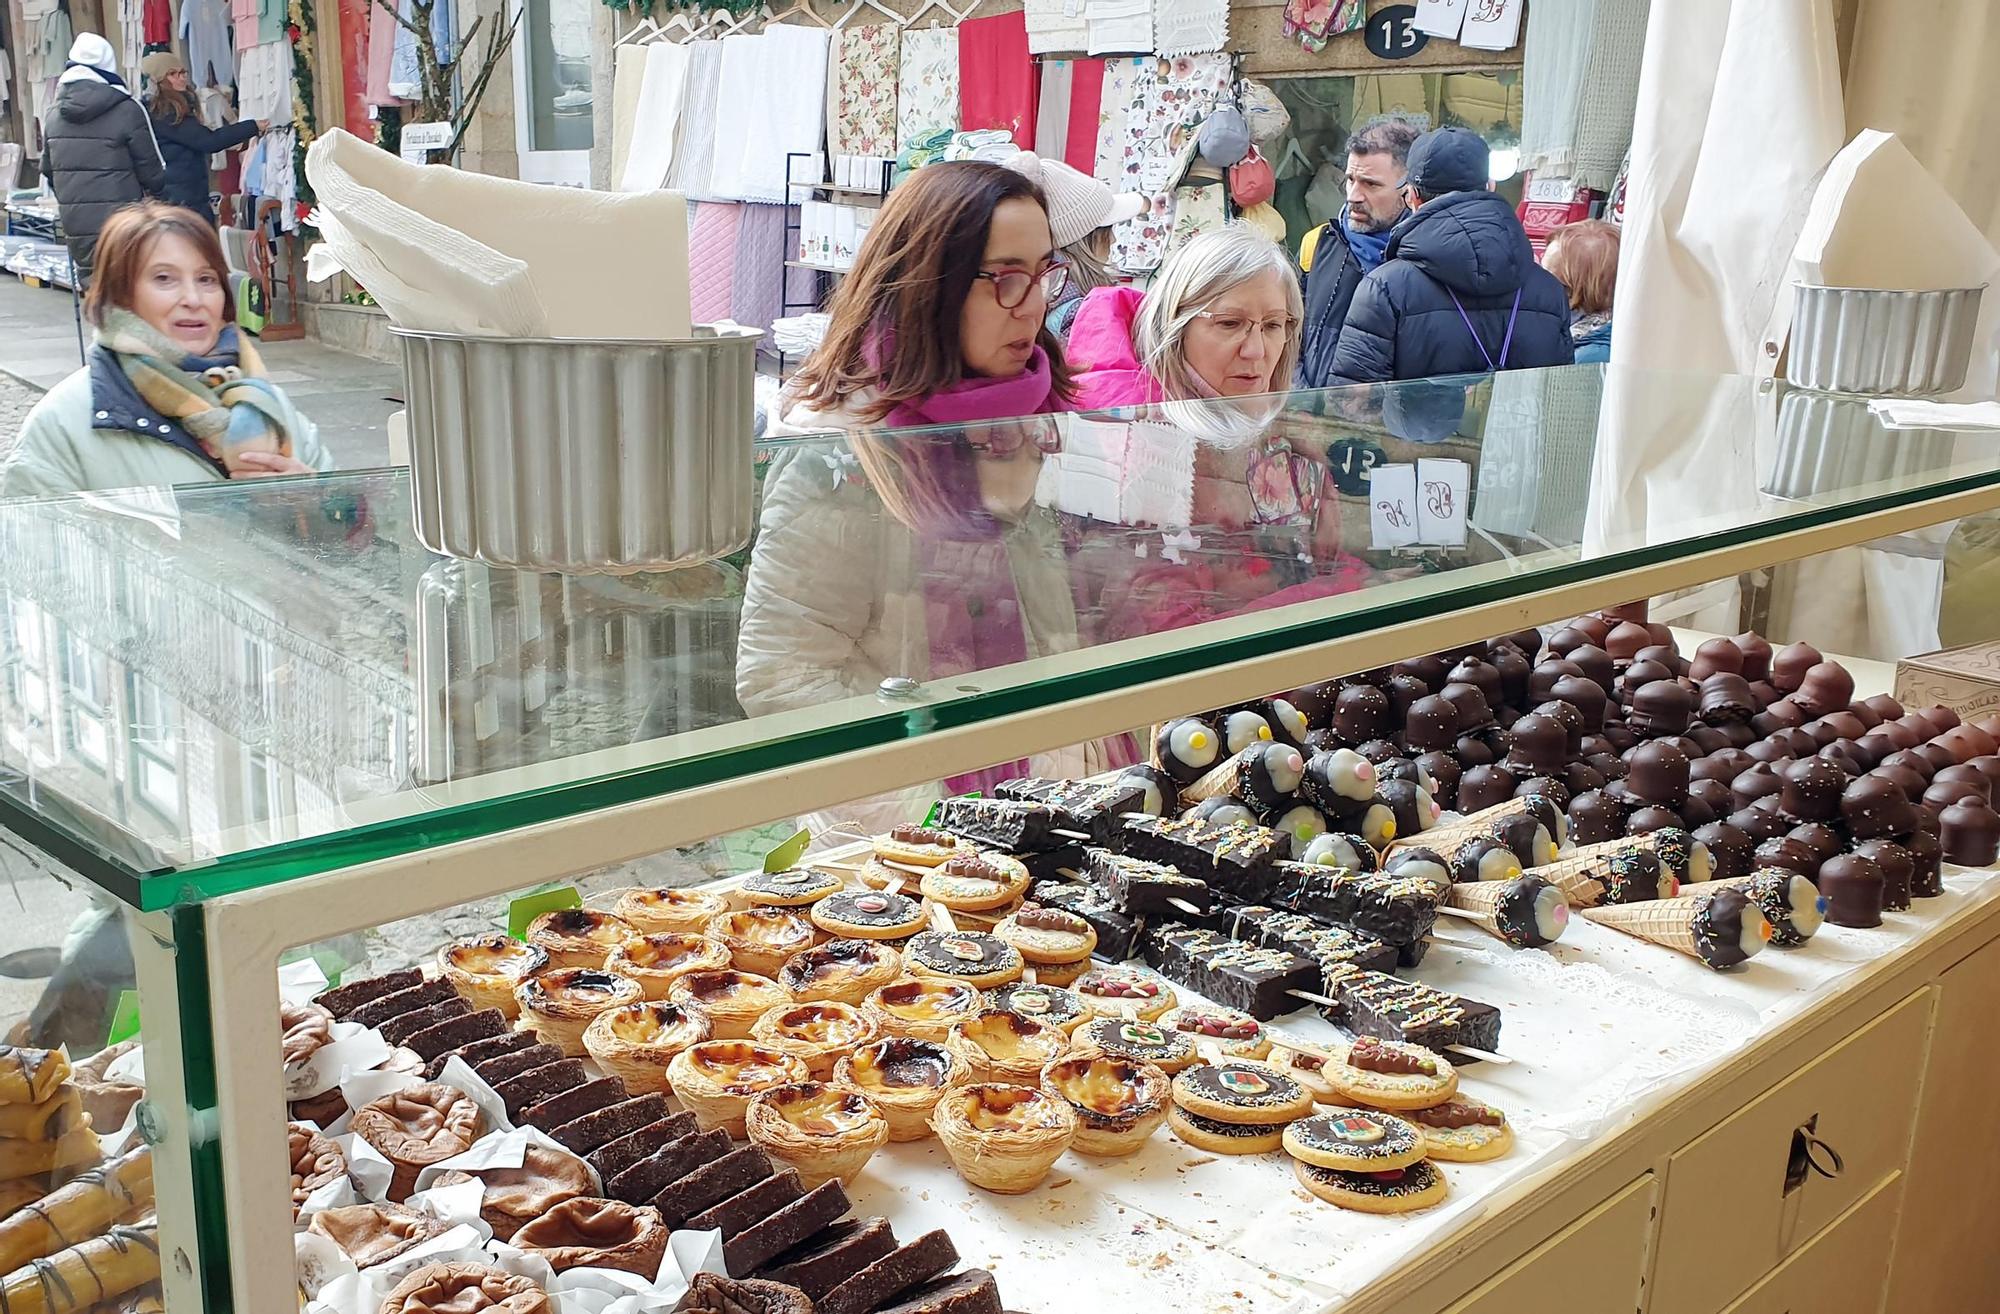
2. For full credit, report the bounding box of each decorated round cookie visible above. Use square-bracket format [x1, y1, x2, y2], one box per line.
[740, 868, 843, 907]
[1171, 1061, 1314, 1125]
[1283, 1108, 1425, 1172]
[982, 983, 1088, 1033]
[901, 931, 1024, 989]
[1165, 1105, 1287, 1155]
[811, 890, 930, 941]
[1268, 1045, 1341, 1105]
[1406, 1097, 1515, 1163]
[993, 906, 1097, 965]
[1293, 1156, 1449, 1214]
[1324, 1036, 1458, 1111]
[918, 853, 1032, 913]
[1160, 1005, 1270, 1061]
[1073, 966, 1177, 1022]
[1075, 1016, 1198, 1074]
[874, 825, 962, 867]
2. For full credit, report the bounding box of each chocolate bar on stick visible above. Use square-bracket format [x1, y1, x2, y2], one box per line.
[1027, 881, 1144, 962]
[1142, 924, 1320, 1020]
[1081, 847, 1213, 917]
[1270, 862, 1441, 963]
[1315, 962, 1503, 1053]
[1225, 905, 1400, 976]
[1120, 814, 1286, 901]
[992, 778, 1147, 843]
[935, 798, 1069, 852]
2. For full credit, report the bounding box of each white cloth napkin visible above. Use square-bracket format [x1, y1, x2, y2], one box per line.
[1152, 0, 1228, 57]
[1086, 0, 1154, 55]
[1867, 399, 2000, 430]
[1023, 0, 1088, 54]
[619, 39, 691, 193]
[709, 26, 830, 204]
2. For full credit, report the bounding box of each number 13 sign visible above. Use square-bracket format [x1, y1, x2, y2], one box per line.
[1366, 4, 1433, 59]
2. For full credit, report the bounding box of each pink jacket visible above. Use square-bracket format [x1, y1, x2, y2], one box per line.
[1065, 286, 1167, 410]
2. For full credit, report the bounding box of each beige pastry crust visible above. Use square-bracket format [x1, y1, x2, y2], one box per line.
[944, 1011, 1070, 1085]
[584, 1000, 714, 1094]
[777, 939, 903, 1006]
[917, 853, 1032, 912]
[707, 909, 819, 977]
[527, 908, 638, 970]
[348, 1083, 481, 1201]
[1040, 1054, 1171, 1157]
[604, 933, 731, 1001]
[616, 886, 730, 936]
[1267, 1045, 1342, 1105]
[833, 1037, 969, 1142]
[750, 1002, 879, 1080]
[872, 825, 963, 867]
[1321, 1038, 1459, 1111]
[992, 908, 1097, 965]
[666, 1041, 808, 1137]
[929, 1083, 1077, 1194]
[666, 970, 789, 1041]
[1159, 1005, 1272, 1061]
[862, 979, 983, 1043]
[438, 935, 550, 1018]
[515, 968, 645, 1057]
[1406, 1097, 1515, 1163]
[746, 1082, 890, 1188]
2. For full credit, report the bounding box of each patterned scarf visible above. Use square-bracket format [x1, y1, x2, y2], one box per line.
[96, 308, 297, 465]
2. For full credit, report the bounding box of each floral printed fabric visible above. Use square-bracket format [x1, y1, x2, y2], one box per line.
[1093, 55, 1148, 185]
[1108, 53, 1233, 275]
[834, 23, 900, 158]
[897, 27, 960, 151]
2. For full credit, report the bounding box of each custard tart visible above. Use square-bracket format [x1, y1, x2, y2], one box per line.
[862, 978, 983, 1043]
[943, 1010, 1070, 1085]
[616, 885, 730, 936]
[750, 1002, 879, 1080]
[604, 932, 731, 1000]
[708, 908, 819, 978]
[515, 967, 644, 1056]
[745, 1081, 890, 1187]
[526, 908, 638, 970]
[929, 1083, 1077, 1194]
[583, 999, 713, 1094]
[666, 1041, 809, 1138]
[832, 1037, 969, 1142]
[1040, 1055, 1170, 1157]
[777, 939, 902, 1006]
[666, 970, 789, 1040]
[438, 934, 550, 1018]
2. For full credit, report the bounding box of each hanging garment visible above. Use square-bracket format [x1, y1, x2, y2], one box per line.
[669, 38, 725, 199]
[237, 42, 295, 123]
[119, 0, 145, 79]
[1086, 0, 1153, 56]
[1519, 0, 1650, 191]
[896, 27, 959, 151]
[687, 200, 743, 324]
[1166, 178, 1226, 256]
[831, 23, 899, 159]
[731, 201, 803, 341]
[232, 0, 260, 54]
[1152, 0, 1229, 57]
[179, 0, 234, 87]
[1035, 60, 1073, 161]
[198, 86, 235, 168]
[958, 12, 1037, 148]
[259, 0, 289, 45]
[144, 0, 171, 44]
[1109, 52, 1232, 274]
[389, 0, 456, 98]
[1062, 58, 1105, 174]
[610, 42, 648, 188]
[367, 0, 403, 107]
[1023, 0, 1088, 55]
[709, 25, 829, 205]
[1092, 55, 1145, 185]
[618, 39, 690, 193]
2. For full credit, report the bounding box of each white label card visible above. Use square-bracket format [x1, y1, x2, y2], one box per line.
[1368, 463, 1421, 550]
[1461, 0, 1525, 51]
[1411, 0, 1467, 39]
[398, 121, 452, 164]
[1416, 458, 1471, 546]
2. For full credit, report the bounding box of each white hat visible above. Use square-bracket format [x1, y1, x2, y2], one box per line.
[1004, 151, 1146, 249]
[67, 33, 118, 74]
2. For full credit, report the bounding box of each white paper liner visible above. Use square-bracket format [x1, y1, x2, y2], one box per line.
[287, 1022, 393, 1100]
[280, 956, 332, 1006]
[410, 1123, 606, 1198]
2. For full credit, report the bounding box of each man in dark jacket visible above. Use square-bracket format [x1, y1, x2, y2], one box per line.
[1296, 115, 1420, 389]
[41, 34, 168, 283]
[1327, 127, 1573, 385]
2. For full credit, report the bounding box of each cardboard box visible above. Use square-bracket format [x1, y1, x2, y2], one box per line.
[1894, 642, 2000, 722]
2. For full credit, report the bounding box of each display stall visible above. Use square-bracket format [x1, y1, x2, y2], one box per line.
[3, 365, 2000, 1314]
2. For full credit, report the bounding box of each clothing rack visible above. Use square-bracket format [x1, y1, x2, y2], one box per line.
[775, 148, 888, 373]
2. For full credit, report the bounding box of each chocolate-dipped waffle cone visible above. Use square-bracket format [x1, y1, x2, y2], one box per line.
[1563, 829, 1712, 885]
[1705, 870, 1825, 947]
[1390, 794, 1561, 865]
[1530, 845, 1673, 909]
[1582, 888, 1772, 968]
[1444, 876, 1571, 948]
[1178, 743, 1305, 812]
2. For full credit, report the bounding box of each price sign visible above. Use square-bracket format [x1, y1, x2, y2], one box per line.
[763, 828, 811, 874]
[1366, 5, 1432, 60]
[1415, 457, 1471, 547]
[506, 884, 582, 940]
[1368, 463, 1421, 549]
[399, 121, 453, 165]
[1326, 437, 1388, 497]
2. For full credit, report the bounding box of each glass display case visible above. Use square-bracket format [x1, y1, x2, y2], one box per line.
[2, 365, 1998, 1313]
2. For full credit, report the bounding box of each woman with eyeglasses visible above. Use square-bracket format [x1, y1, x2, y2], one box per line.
[743, 162, 1122, 835]
[1066, 225, 1304, 409]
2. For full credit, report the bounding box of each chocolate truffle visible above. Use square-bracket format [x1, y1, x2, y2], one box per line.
[1679, 794, 1718, 829]
[1625, 741, 1691, 807]
[1732, 763, 1785, 810]
[1687, 725, 1732, 757]
[1447, 658, 1503, 709]
[1414, 752, 1462, 804]
[1567, 791, 1628, 845]
[1572, 615, 1616, 645]
[1635, 644, 1688, 679]
[1815, 711, 1868, 742]
[1788, 823, 1844, 862]
[1754, 837, 1822, 880]
[1357, 739, 1402, 764]
[1847, 702, 1884, 731]
[1926, 777, 1989, 811]
[1722, 722, 1759, 750]
[1504, 714, 1567, 776]
[1779, 759, 1846, 821]
[1548, 676, 1609, 733]
[1746, 681, 1781, 711]
[1908, 828, 1945, 897]
[1919, 705, 1962, 735]
[1841, 776, 1912, 840]
[1600, 724, 1638, 755]
[1939, 724, 2000, 764]
[1732, 633, 1774, 683]
[1440, 682, 1497, 731]
[1693, 822, 1756, 879]
[1545, 626, 1595, 659]
[1396, 654, 1453, 691]
[1568, 645, 1616, 695]
[1529, 658, 1584, 703]
[1285, 681, 1341, 727]
[1385, 674, 1430, 725]
[1873, 762, 1931, 800]
[1729, 807, 1790, 846]
[1751, 702, 1808, 738]
[1534, 699, 1585, 750]
[1628, 680, 1695, 736]
[1688, 638, 1745, 682]
[1863, 694, 1908, 722]
[1454, 735, 1497, 767]
[1605, 621, 1652, 664]
[1486, 644, 1533, 708]
[1971, 756, 2000, 793]
[1978, 714, 2000, 740]
[1688, 777, 1736, 817]
[1402, 696, 1459, 752]
[1940, 796, 2000, 867]
[1627, 806, 1686, 836]
[1692, 749, 1753, 785]
[1514, 777, 1572, 809]
[1457, 765, 1519, 815]
[1615, 659, 1674, 699]
[1881, 721, 1925, 751]
[1851, 838, 1915, 912]
[1915, 742, 1958, 773]
[1771, 642, 1824, 694]
[1792, 662, 1857, 717]
[1332, 685, 1393, 745]
[1817, 854, 1885, 928]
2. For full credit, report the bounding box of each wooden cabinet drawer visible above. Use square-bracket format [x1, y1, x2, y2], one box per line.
[1719, 1173, 1902, 1314]
[1651, 989, 1932, 1314]
[1444, 1174, 1657, 1314]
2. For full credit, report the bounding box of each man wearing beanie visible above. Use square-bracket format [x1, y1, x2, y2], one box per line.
[42, 33, 167, 282]
[1327, 126, 1572, 384]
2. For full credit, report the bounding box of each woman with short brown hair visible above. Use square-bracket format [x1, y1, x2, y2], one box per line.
[3, 201, 329, 498]
[1542, 219, 1620, 364]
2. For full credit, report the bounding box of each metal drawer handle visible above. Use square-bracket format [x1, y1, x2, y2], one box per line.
[1799, 1127, 1844, 1181]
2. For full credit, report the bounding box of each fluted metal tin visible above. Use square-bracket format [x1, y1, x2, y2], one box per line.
[1768, 386, 1955, 501]
[1787, 284, 1985, 395]
[397, 324, 763, 574]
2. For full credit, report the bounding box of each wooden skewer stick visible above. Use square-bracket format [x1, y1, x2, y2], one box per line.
[1165, 896, 1206, 916]
[1287, 988, 1340, 1007]
[1052, 828, 1094, 842]
[929, 902, 960, 934]
[1435, 906, 1484, 921]
[1280, 991, 1514, 1065]
[1021, 964, 1039, 986]
[1055, 868, 1085, 882]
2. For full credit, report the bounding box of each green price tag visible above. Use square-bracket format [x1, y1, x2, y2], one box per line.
[507, 884, 582, 940]
[107, 990, 142, 1047]
[763, 828, 811, 874]
[921, 790, 982, 827]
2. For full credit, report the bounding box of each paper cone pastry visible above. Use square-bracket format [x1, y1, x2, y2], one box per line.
[1582, 887, 1772, 968]
[1153, 717, 1221, 784]
[1710, 870, 1826, 947]
[1564, 828, 1712, 885]
[1532, 844, 1673, 909]
[1445, 876, 1570, 948]
[1181, 742, 1305, 812]
[1396, 794, 1562, 868]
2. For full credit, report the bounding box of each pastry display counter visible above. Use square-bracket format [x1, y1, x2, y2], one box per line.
[1, 365, 1999, 1314]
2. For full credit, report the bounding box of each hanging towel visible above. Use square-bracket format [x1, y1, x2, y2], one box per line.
[1108, 52, 1232, 274]
[897, 27, 960, 151]
[1152, 0, 1229, 57]
[1093, 56, 1147, 185]
[710, 26, 831, 205]
[1085, 0, 1154, 56]
[1035, 60, 1074, 161]
[731, 202, 818, 343]
[958, 14, 1036, 147]
[669, 39, 726, 200]
[1064, 58, 1107, 174]
[688, 200, 742, 325]
[832, 23, 900, 159]
[610, 42, 649, 191]
[366, 0, 402, 107]
[1023, 0, 1088, 55]
[619, 39, 691, 193]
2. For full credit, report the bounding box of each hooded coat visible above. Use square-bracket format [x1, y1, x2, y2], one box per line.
[42, 56, 167, 279]
[1064, 286, 1166, 410]
[1326, 189, 1574, 385]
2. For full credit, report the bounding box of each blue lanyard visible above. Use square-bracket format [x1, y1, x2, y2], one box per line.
[1448, 288, 1522, 371]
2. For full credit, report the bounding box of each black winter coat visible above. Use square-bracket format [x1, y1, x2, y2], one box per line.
[1295, 220, 1364, 390]
[151, 105, 259, 222]
[1327, 189, 1574, 385]
[42, 77, 167, 280]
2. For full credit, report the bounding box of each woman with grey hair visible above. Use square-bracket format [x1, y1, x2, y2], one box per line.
[1067, 224, 1303, 409]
